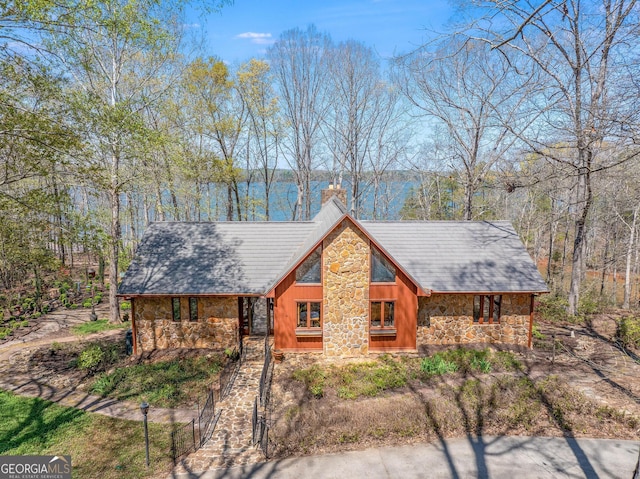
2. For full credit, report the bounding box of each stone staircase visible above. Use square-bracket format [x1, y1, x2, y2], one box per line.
[172, 336, 271, 474]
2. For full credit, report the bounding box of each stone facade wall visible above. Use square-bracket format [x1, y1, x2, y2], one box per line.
[134, 296, 238, 352]
[322, 220, 370, 356]
[416, 294, 531, 347]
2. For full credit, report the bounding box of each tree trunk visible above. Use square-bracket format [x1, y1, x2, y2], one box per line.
[109, 144, 121, 323]
[623, 205, 639, 309]
[568, 162, 592, 316]
[463, 180, 473, 221]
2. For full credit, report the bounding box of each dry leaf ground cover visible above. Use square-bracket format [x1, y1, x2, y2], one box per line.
[269, 320, 640, 458]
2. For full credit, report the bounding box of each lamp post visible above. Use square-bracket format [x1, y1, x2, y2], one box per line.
[140, 402, 150, 467]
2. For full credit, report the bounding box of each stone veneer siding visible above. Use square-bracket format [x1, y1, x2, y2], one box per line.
[133, 296, 238, 352]
[322, 220, 370, 356]
[417, 294, 531, 347]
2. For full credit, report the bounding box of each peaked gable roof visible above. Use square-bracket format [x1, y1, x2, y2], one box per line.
[118, 221, 316, 295]
[361, 221, 549, 293]
[119, 198, 548, 296]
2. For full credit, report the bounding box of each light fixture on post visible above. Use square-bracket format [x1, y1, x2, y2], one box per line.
[140, 401, 150, 467]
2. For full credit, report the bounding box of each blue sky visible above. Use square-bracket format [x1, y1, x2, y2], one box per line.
[193, 0, 454, 64]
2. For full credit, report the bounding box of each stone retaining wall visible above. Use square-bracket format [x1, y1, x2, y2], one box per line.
[417, 294, 531, 347]
[322, 220, 370, 357]
[133, 296, 238, 351]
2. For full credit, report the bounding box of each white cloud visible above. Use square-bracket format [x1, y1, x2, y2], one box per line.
[235, 32, 274, 45]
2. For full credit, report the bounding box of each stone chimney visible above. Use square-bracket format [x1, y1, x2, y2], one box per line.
[321, 184, 347, 206]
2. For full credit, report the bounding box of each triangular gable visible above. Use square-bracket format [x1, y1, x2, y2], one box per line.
[266, 204, 429, 297]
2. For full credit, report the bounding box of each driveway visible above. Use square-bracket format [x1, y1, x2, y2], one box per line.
[170, 435, 640, 479]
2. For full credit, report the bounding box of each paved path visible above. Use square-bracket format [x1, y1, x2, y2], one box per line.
[173, 338, 267, 474]
[0, 305, 195, 424]
[169, 436, 640, 479]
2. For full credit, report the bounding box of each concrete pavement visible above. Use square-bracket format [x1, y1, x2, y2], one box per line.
[169, 436, 640, 479]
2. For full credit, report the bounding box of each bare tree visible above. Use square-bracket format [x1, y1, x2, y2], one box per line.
[237, 59, 282, 220]
[268, 25, 331, 220]
[396, 37, 535, 220]
[325, 40, 405, 218]
[469, 0, 640, 314]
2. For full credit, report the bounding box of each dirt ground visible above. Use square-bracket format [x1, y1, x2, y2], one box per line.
[267, 313, 640, 457]
[528, 313, 640, 417]
[7, 308, 640, 455]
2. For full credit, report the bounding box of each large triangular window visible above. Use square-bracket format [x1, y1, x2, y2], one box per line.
[371, 247, 395, 283]
[296, 246, 322, 283]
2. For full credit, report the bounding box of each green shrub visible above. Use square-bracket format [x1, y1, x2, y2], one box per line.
[420, 355, 458, 375]
[618, 316, 640, 349]
[77, 345, 104, 370]
[293, 365, 326, 398]
[532, 324, 544, 339]
[493, 351, 523, 371]
[334, 360, 407, 399]
[21, 298, 35, 312]
[536, 294, 569, 322]
[59, 293, 69, 307]
[82, 299, 93, 308]
[577, 290, 603, 316]
[94, 293, 103, 303]
[120, 301, 131, 311]
[75, 342, 123, 371]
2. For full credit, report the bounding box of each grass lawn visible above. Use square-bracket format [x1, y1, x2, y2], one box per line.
[70, 319, 128, 336]
[88, 355, 224, 408]
[0, 390, 177, 479]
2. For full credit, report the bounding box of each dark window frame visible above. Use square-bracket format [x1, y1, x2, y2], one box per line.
[370, 300, 395, 329]
[296, 246, 322, 284]
[371, 246, 396, 283]
[172, 297, 181, 321]
[189, 297, 198, 322]
[296, 301, 322, 329]
[473, 295, 501, 324]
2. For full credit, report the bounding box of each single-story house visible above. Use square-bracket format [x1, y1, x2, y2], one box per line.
[118, 187, 549, 357]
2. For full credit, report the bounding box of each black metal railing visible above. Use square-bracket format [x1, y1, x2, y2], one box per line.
[259, 339, 271, 407]
[197, 388, 216, 447]
[170, 419, 196, 465]
[251, 396, 259, 445]
[219, 348, 242, 401]
[252, 330, 273, 458]
[251, 395, 268, 457]
[171, 385, 221, 465]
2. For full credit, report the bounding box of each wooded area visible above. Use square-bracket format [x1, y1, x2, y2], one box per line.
[1, 0, 639, 323]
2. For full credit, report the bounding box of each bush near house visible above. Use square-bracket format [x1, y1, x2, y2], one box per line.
[618, 316, 640, 349]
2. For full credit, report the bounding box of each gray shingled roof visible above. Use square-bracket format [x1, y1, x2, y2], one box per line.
[118, 222, 315, 295]
[361, 221, 548, 293]
[119, 199, 548, 296]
